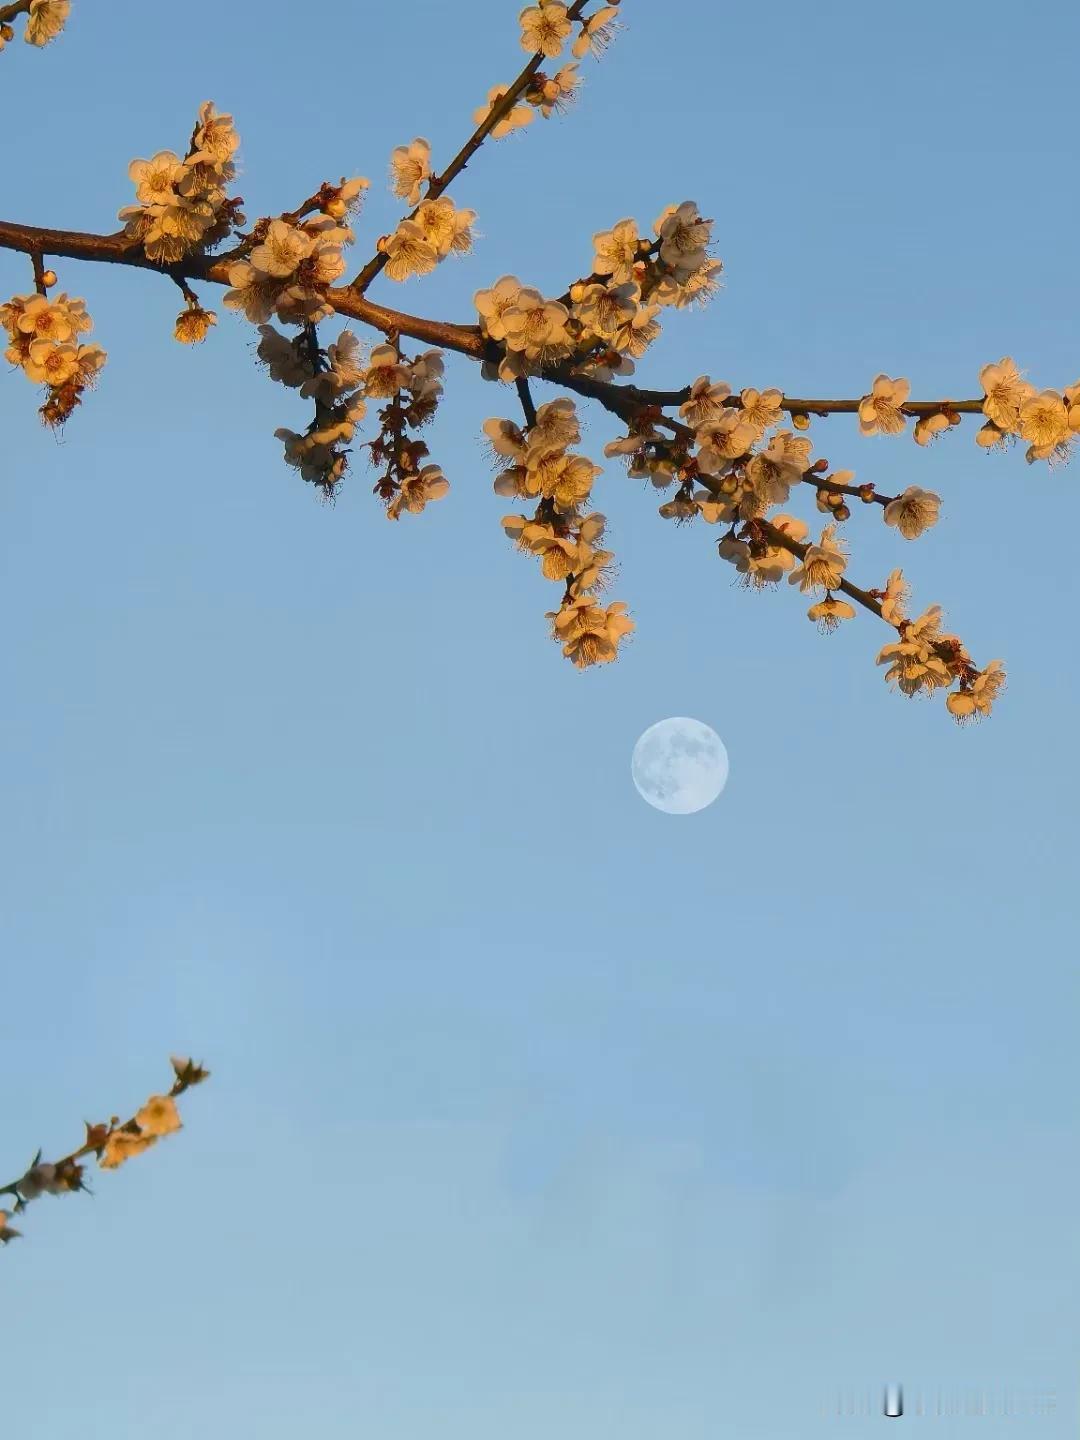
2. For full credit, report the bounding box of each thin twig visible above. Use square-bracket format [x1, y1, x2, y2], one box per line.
[349, 0, 592, 292]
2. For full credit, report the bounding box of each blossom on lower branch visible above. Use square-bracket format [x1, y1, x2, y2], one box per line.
[120, 104, 246, 264]
[547, 596, 634, 668]
[0, 286, 105, 427]
[488, 398, 633, 669]
[876, 604, 1005, 721]
[1, 1056, 209, 1248]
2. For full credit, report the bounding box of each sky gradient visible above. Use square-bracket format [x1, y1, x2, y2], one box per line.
[2, 1, 1079, 1435]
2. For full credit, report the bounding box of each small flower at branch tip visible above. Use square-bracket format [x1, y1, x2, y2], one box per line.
[386, 464, 450, 520]
[519, 1, 573, 58]
[592, 218, 641, 286]
[947, 661, 1005, 723]
[128, 151, 187, 207]
[882, 485, 941, 539]
[0, 1211, 21, 1243]
[547, 595, 634, 668]
[654, 201, 713, 281]
[174, 304, 217, 344]
[169, 1056, 210, 1088]
[808, 594, 856, 632]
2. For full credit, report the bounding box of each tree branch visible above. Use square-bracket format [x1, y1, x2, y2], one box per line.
[349, 0, 593, 292]
[0, 219, 998, 428]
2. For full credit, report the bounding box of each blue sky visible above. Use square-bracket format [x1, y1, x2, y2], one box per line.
[2, 1, 1078, 1435]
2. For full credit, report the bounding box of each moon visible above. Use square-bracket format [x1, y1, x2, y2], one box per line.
[631, 717, 729, 815]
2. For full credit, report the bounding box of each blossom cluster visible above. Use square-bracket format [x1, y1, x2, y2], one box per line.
[0, 1056, 209, 1248]
[119, 103, 244, 264]
[472, 204, 718, 386]
[975, 358, 1080, 464]
[467, 3, 619, 141]
[596, 372, 1007, 718]
[225, 188, 366, 326]
[488, 397, 632, 666]
[857, 364, 1080, 466]
[258, 323, 368, 496]
[875, 596, 1005, 723]
[257, 324, 450, 512]
[0, 0, 69, 50]
[0, 284, 105, 426]
[377, 143, 476, 283]
[365, 344, 450, 519]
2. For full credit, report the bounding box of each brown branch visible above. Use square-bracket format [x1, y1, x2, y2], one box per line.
[349, 0, 592, 293]
[0, 0, 30, 24]
[757, 518, 886, 621]
[515, 375, 538, 428]
[541, 369, 984, 421]
[0, 219, 995, 427]
[0, 217, 486, 357]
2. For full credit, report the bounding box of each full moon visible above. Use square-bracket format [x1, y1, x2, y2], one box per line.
[631, 717, 729, 815]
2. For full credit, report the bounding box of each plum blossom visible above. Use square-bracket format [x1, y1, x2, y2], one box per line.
[135, 1096, 182, 1139]
[788, 524, 847, 593]
[979, 357, 1032, 432]
[548, 597, 634, 668]
[473, 85, 535, 139]
[572, 4, 620, 56]
[24, 0, 70, 46]
[858, 374, 911, 436]
[883, 485, 941, 539]
[879, 568, 910, 626]
[519, 1, 572, 56]
[389, 137, 432, 205]
[387, 464, 451, 520]
[807, 595, 856, 632]
[593, 218, 642, 286]
[378, 220, 439, 282]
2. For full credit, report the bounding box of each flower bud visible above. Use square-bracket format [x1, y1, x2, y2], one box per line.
[41, 269, 57, 289]
[791, 412, 810, 430]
